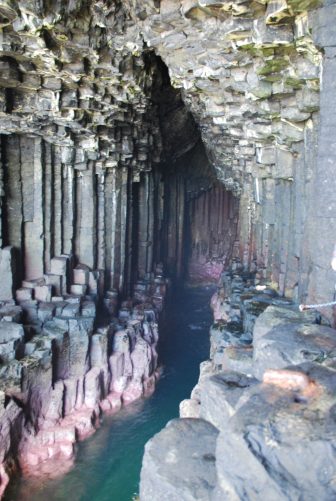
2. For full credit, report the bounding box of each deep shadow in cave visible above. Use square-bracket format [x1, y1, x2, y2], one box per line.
[1, 54, 240, 501]
[133, 53, 240, 288]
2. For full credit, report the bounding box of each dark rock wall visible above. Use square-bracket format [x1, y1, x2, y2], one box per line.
[0, 0, 335, 497]
[0, 0, 334, 305]
[187, 183, 239, 284]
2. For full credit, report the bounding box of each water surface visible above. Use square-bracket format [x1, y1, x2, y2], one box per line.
[5, 285, 213, 501]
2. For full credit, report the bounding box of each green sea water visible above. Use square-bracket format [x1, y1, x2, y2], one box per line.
[5, 285, 213, 501]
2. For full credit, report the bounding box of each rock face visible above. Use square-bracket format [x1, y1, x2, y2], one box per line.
[141, 273, 336, 500]
[140, 418, 219, 501]
[0, 270, 166, 494]
[0, 0, 335, 497]
[0, 0, 334, 308]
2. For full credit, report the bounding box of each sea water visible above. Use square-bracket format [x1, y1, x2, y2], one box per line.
[5, 286, 213, 501]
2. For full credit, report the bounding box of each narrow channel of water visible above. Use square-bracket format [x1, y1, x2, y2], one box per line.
[5, 285, 214, 501]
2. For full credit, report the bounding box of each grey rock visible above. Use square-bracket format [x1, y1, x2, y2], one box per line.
[0, 247, 15, 301]
[140, 418, 219, 501]
[253, 321, 336, 379]
[198, 371, 258, 430]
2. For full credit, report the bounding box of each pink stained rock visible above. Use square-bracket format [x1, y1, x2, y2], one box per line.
[59, 442, 74, 459]
[143, 375, 156, 397]
[188, 260, 223, 285]
[131, 337, 152, 381]
[107, 392, 122, 411]
[263, 369, 311, 392]
[34, 285, 52, 302]
[71, 408, 97, 440]
[0, 464, 9, 498]
[73, 265, 90, 285]
[109, 350, 133, 394]
[122, 382, 143, 405]
[63, 378, 79, 415]
[54, 425, 76, 445]
[43, 380, 65, 423]
[84, 367, 103, 409]
[99, 392, 122, 414]
[99, 398, 112, 413]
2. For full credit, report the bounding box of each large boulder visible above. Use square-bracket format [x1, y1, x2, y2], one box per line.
[198, 371, 257, 430]
[253, 321, 336, 380]
[213, 363, 336, 501]
[140, 418, 219, 501]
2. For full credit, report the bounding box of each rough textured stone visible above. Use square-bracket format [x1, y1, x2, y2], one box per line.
[0, 248, 15, 301]
[142, 273, 336, 501]
[140, 418, 219, 501]
[0, 0, 335, 496]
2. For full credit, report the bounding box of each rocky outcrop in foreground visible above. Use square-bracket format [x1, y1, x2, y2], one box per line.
[0, 261, 167, 498]
[140, 273, 336, 500]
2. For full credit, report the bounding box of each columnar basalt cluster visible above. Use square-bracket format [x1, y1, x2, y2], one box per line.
[140, 273, 336, 500]
[0, 2, 240, 495]
[0, 265, 167, 496]
[140, 0, 336, 305]
[0, 0, 335, 498]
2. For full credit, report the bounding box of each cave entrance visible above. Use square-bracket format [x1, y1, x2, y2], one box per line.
[132, 54, 240, 287]
[0, 54, 240, 303]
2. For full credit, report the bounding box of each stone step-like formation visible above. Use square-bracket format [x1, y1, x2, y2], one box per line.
[140, 272, 336, 500]
[0, 0, 335, 498]
[0, 270, 166, 495]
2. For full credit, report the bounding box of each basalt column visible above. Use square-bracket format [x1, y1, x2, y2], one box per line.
[0, 45, 244, 497]
[187, 183, 240, 284]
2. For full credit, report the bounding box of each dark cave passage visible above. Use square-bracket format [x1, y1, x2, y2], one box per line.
[0, 54, 239, 298]
[1, 0, 336, 499]
[0, 53, 240, 498]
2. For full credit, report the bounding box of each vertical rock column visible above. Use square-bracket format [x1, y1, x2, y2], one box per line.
[53, 146, 63, 258]
[306, 11, 336, 308]
[118, 167, 129, 291]
[22, 137, 44, 280]
[75, 168, 96, 270]
[43, 142, 53, 273]
[138, 172, 151, 280]
[187, 183, 239, 283]
[4, 135, 23, 252]
[62, 164, 75, 257]
[0, 139, 2, 248]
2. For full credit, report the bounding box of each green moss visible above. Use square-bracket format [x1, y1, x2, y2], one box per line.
[307, 78, 320, 91]
[257, 58, 289, 76]
[287, 0, 321, 13]
[262, 74, 283, 83]
[285, 76, 304, 89]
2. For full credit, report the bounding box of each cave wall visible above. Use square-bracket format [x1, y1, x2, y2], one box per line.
[0, 0, 334, 309]
[139, 0, 336, 307]
[187, 183, 239, 284]
[0, 0, 335, 496]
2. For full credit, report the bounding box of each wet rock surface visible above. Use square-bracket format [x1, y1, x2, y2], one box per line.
[140, 418, 219, 501]
[141, 272, 336, 500]
[0, 0, 335, 498]
[0, 270, 167, 496]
